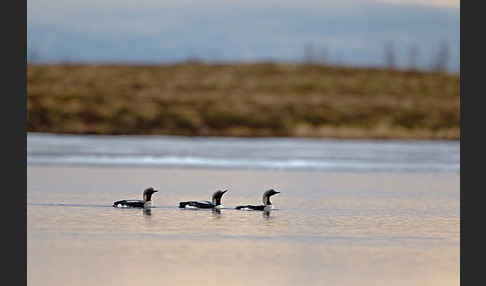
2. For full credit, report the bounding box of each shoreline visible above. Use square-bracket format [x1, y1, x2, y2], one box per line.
[27, 131, 459, 141]
[27, 131, 461, 141]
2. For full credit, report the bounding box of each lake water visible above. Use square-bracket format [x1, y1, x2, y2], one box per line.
[27, 133, 460, 286]
[27, 133, 459, 172]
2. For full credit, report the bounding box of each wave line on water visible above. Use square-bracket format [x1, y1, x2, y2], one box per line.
[27, 133, 460, 173]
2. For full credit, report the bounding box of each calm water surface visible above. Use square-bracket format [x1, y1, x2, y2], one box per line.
[28, 133, 459, 172]
[27, 135, 459, 286]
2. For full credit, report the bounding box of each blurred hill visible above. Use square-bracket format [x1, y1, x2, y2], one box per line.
[27, 62, 459, 140]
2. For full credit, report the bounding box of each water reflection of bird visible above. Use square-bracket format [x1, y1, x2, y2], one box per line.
[236, 189, 280, 211]
[212, 208, 222, 217]
[143, 208, 152, 216]
[113, 187, 158, 208]
[179, 190, 228, 209]
[263, 210, 271, 218]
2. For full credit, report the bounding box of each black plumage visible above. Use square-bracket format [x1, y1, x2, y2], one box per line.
[179, 201, 215, 209]
[179, 190, 228, 209]
[235, 189, 280, 211]
[113, 200, 146, 208]
[235, 205, 266, 211]
[113, 187, 158, 208]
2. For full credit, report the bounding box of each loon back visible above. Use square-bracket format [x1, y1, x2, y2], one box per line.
[113, 200, 146, 208]
[235, 189, 280, 211]
[179, 201, 214, 209]
[179, 189, 228, 209]
[235, 205, 266, 211]
[113, 187, 158, 208]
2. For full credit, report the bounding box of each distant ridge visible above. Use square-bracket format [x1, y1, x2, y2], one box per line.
[27, 63, 459, 140]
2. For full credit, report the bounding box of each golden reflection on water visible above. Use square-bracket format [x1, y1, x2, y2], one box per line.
[28, 230, 458, 286]
[28, 167, 459, 286]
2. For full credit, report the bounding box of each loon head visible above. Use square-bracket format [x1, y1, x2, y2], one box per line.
[211, 189, 228, 206]
[262, 189, 280, 205]
[143, 187, 159, 201]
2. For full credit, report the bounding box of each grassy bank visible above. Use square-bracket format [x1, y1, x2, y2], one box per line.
[27, 62, 460, 140]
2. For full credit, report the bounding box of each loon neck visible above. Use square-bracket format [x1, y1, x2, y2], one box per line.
[143, 193, 153, 202]
[212, 197, 222, 206]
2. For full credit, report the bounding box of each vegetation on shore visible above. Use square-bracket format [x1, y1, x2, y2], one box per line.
[27, 62, 459, 140]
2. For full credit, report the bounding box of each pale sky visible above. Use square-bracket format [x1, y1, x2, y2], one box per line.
[375, 0, 459, 8]
[27, 0, 459, 71]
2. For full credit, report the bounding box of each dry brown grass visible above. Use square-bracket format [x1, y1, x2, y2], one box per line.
[27, 62, 460, 140]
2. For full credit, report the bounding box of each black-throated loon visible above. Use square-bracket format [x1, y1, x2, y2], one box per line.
[179, 190, 228, 209]
[235, 189, 280, 211]
[113, 187, 158, 208]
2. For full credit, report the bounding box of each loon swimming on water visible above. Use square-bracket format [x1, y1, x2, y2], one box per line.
[113, 187, 158, 208]
[179, 190, 228, 209]
[235, 189, 280, 211]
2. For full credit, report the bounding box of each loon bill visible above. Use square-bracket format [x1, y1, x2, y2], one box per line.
[235, 189, 280, 211]
[113, 187, 158, 208]
[179, 190, 228, 209]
